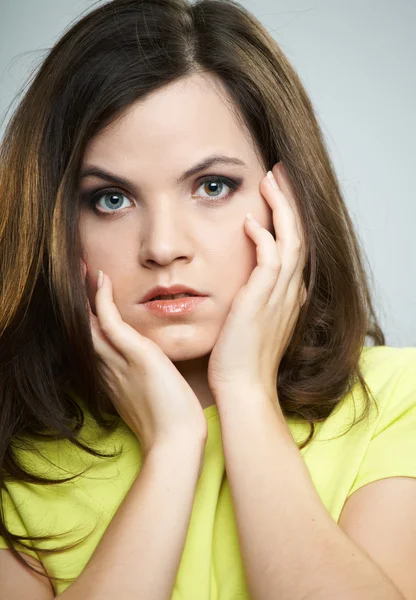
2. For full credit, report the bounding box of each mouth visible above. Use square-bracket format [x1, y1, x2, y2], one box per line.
[140, 285, 206, 304]
[140, 293, 208, 316]
[149, 293, 199, 301]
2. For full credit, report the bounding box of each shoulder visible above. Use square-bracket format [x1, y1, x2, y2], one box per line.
[358, 345, 416, 427]
[358, 344, 416, 378]
[338, 346, 416, 600]
[289, 345, 416, 444]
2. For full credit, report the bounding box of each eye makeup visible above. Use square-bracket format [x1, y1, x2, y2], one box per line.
[81, 174, 244, 216]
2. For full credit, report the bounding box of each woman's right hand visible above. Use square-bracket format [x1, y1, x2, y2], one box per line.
[84, 264, 209, 458]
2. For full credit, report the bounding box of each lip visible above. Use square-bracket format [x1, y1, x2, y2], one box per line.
[140, 284, 206, 304]
[140, 295, 208, 316]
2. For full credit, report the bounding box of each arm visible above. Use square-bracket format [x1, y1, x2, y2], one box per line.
[216, 390, 405, 600]
[59, 436, 205, 600]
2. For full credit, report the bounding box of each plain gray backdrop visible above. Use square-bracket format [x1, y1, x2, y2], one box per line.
[1, 0, 415, 346]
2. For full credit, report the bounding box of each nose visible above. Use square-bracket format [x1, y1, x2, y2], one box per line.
[138, 200, 194, 268]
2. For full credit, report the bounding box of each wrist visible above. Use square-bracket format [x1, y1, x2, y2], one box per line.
[145, 434, 206, 468]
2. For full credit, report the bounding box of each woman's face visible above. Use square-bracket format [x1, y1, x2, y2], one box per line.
[79, 73, 274, 361]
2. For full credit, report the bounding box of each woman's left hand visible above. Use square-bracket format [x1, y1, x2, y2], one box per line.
[207, 162, 307, 405]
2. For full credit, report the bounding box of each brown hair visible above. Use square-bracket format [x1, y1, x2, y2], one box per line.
[0, 0, 385, 586]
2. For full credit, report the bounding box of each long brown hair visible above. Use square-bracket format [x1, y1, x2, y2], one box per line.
[0, 0, 385, 585]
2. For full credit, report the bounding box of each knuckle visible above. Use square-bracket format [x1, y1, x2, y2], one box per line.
[112, 369, 125, 387]
[130, 341, 154, 368]
[268, 256, 281, 273]
[292, 238, 302, 254]
[98, 318, 112, 337]
[103, 368, 123, 392]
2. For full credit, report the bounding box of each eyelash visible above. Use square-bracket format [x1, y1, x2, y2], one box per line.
[85, 175, 242, 216]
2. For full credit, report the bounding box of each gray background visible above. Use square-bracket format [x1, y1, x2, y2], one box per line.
[1, 0, 415, 346]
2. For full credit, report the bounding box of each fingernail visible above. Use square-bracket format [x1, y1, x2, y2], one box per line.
[97, 270, 103, 289]
[246, 213, 261, 227]
[267, 170, 278, 189]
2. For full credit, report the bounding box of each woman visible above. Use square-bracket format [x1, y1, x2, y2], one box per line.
[0, 0, 415, 598]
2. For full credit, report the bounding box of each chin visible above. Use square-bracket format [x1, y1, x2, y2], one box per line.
[127, 318, 218, 362]
[161, 343, 212, 363]
[144, 330, 212, 362]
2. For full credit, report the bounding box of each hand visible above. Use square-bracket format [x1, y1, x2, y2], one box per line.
[82, 263, 208, 457]
[207, 162, 307, 404]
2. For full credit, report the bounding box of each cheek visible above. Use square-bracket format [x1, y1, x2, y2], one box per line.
[211, 224, 258, 301]
[80, 213, 133, 263]
[214, 194, 274, 296]
[79, 218, 133, 303]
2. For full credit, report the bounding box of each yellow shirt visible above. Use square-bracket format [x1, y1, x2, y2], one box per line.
[1, 345, 416, 597]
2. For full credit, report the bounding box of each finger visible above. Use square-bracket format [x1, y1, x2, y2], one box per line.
[94, 271, 152, 364]
[242, 214, 281, 309]
[257, 173, 298, 294]
[274, 164, 308, 269]
[269, 239, 307, 307]
[264, 166, 305, 274]
[281, 269, 307, 312]
[273, 164, 303, 240]
[88, 297, 126, 370]
[82, 264, 128, 384]
[272, 166, 308, 306]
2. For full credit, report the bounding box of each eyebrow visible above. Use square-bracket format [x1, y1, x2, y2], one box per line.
[80, 154, 248, 188]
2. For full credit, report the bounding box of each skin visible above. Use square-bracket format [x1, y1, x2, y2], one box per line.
[79, 72, 275, 410]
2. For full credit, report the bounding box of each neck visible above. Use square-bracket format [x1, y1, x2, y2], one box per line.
[174, 354, 216, 410]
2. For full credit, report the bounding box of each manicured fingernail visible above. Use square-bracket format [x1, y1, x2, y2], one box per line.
[267, 170, 278, 189]
[97, 270, 103, 289]
[246, 213, 261, 227]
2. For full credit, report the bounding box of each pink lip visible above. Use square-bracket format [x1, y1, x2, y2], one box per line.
[140, 284, 205, 303]
[141, 295, 208, 316]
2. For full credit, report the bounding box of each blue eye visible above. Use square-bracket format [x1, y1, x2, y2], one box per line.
[85, 175, 241, 215]
[88, 190, 131, 214]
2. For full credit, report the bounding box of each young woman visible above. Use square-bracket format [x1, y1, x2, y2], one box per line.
[0, 0, 415, 598]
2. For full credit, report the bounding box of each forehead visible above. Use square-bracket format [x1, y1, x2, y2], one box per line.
[82, 73, 259, 168]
